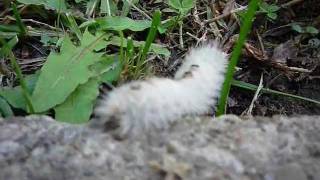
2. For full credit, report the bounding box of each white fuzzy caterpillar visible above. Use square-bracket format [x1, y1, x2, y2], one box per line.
[92, 43, 228, 138]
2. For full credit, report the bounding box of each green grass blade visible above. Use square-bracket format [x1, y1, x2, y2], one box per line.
[216, 0, 261, 116]
[118, 31, 124, 64]
[11, 2, 27, 36]
[64, 13, 82, 41]
[0, 38, 35, 113]
[126, 37, 134, 64]
[140, 10, 161, 62]
[135, 10, 161, 78]
[232, 80, 320, 105]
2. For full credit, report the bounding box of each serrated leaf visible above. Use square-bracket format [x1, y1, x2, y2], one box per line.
[54, 78, 100, 123]
[0, 73, 39, 110]
[0, 97, 13, 117]
[95, 16, 151, 31]
[31, 30, 108, 112]
[17, 0, 67, 11]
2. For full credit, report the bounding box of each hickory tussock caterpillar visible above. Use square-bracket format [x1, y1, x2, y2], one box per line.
[92, 42, 228, 138]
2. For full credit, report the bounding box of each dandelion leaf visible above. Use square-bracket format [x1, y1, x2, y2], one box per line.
[54, 56, 122, 123]
[54, 78, 100, 123]
[31, 30, 107, 112]
[0, 73, 39, 111]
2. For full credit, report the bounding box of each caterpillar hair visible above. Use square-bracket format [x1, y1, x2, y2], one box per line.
[91, 42, 228, 138]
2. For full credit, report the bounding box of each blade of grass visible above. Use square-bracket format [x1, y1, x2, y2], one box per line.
[118, 31, 124, 64]
[126, 36, 134, 64]
[100, 0, 111, 16]
[86, 0, 99, 17]
[11, 2, 26, 36]
[55, 0, 63, 38]
[134, 10, 161, 78]
[231, 79, 320, 105]
[0, 38, 35, 113]
[64, 13, 82, 41]
[216, 0, 261, 116]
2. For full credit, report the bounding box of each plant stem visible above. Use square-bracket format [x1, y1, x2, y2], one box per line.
[216, 0, 261, 116]
[0, 38, 35, 113]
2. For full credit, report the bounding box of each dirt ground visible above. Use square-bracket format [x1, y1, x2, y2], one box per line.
[155, 0, 320, 116]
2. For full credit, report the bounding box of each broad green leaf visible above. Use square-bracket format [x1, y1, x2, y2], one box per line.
[181, 0, 195, 12]
[106, 36, 170, 57]
[54, 55, 122, 123]
[267, 12, 277, 20]
[0, 87, 26, 110]
[54, 78, 100, 123]
[306, 26, 319, 34]
[95, 16, 151, 31]
[168, 0, 182, 10]
[0, 97, 13, 117]
[89, 55, 122, 83]
[100, 60, 122, 83]
[31, 30, 108, 112]
[168, 0, 195, 14]
[291, 24, 303, 33]
[259, 2, 269, 12]
[268, 4, 280, 12]
[17, 0, 67, 11]
[0, 73, 39, 110]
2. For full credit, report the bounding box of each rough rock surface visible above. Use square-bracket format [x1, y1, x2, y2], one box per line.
[0, 115, 319, 180]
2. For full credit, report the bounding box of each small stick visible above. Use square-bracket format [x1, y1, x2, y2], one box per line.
[205, 6, 247, 24]
[179, 23, 184, 49]
[244, 74, 263, 116]
[125, 0, 152, 20]
[281, 0, 304, 8]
